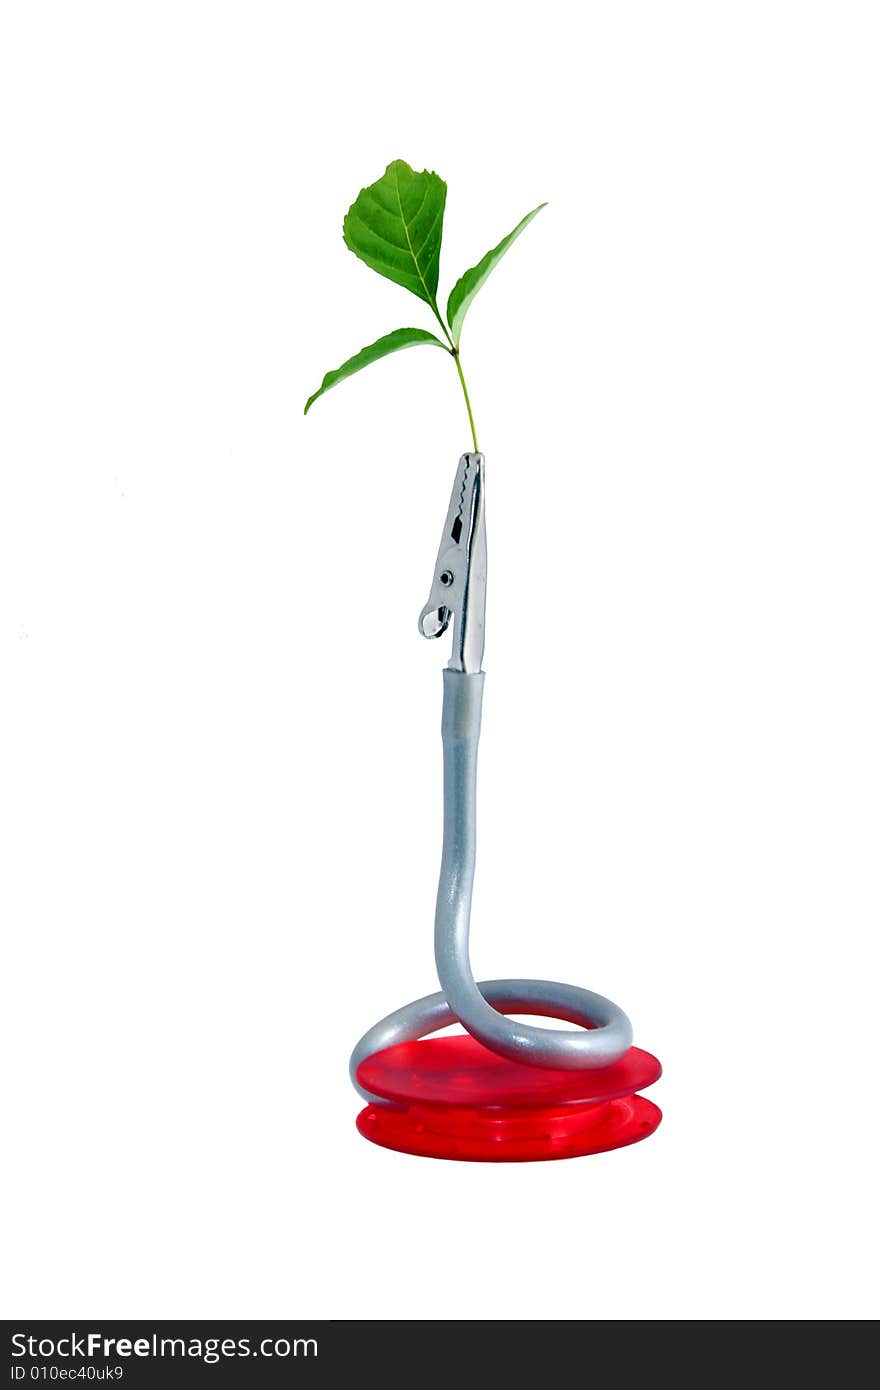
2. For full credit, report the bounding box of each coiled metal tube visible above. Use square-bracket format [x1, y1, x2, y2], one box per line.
[350, 670, 632, 1105]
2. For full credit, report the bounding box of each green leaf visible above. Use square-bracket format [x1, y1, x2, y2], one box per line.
[446, 202, 547, 346]
[343, 160, 448, 312]
[304, 327, 447, 414]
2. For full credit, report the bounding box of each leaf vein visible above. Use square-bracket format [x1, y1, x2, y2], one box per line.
[412, 200, 444, 264]
[393, 165, 437, 305]
[346, 217, 420, 267]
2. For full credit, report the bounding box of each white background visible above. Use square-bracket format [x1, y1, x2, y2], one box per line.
[1, 1, 878, 1321]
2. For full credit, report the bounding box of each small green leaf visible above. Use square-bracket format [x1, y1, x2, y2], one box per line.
[304, 327, 447, 414]
[343, 160, 447, 311]
[446, 202, 547, 346]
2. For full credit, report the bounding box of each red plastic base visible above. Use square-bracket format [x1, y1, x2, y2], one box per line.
[355, 1035, 662, 1162]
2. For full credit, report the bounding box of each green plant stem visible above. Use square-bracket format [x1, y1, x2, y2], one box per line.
[431, 304, 455, 348]
[452, 349, 479, 453]
[427, 302, 479, 452]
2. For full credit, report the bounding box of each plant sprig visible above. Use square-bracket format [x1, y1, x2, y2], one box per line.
[304, 159, 546, 452]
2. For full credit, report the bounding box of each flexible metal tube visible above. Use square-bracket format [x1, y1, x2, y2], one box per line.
[350, 671, 632, 1104]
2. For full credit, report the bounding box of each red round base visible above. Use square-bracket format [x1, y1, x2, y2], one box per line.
[355, 1035, 662, 1162]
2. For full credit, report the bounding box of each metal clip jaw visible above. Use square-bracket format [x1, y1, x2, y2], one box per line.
[418, 453, 487, 674]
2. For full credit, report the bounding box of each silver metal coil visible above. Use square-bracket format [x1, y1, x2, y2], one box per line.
[350, 669, 633, 1106]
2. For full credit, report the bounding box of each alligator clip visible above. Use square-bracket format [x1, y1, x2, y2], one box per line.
[418, 452, 487, 674]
